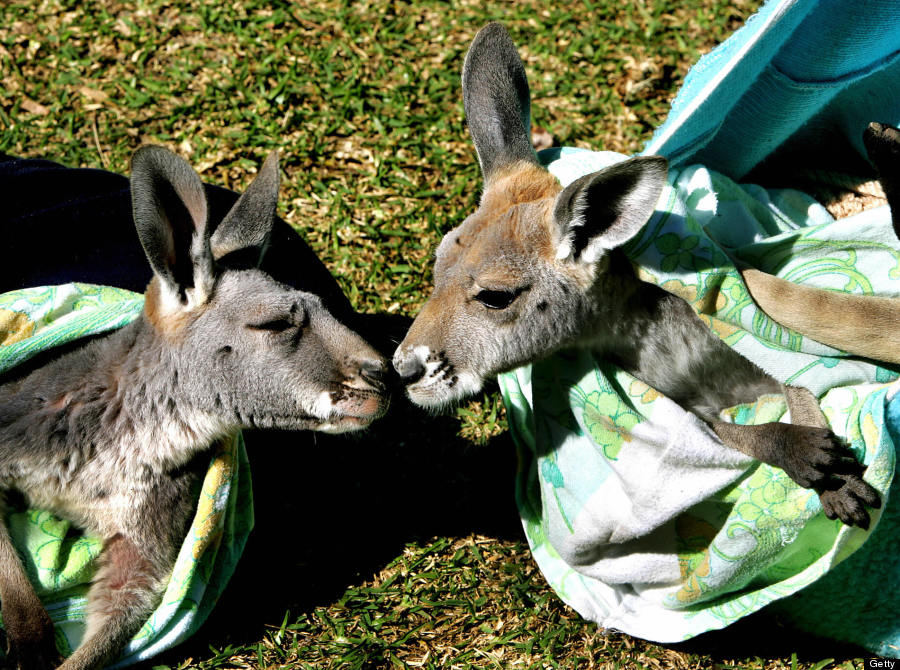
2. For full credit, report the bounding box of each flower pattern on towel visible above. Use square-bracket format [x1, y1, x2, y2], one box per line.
[500, 154, 899, 645]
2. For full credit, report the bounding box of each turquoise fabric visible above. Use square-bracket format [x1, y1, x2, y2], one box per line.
[773, 397, 900, 657]
[501, 148, 900, 651]
[643, 0, 900, 178]
[640, 0, 900, 650]
[644, 0, 900, 650]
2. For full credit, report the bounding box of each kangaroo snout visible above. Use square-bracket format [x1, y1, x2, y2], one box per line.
[391, 341, 483, 408]
[319, 353, 392, 432]
[358, 357, 391, 391]
[324, 383, 389, 431]
[392, 348, 426, 386]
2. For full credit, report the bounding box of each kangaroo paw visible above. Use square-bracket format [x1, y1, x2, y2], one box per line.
[818, 471, 881, 529]
[777, 425, 860, 489]
[863, 121, 900, 239]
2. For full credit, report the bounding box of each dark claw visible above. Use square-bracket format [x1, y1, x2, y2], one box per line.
[816, 472, 879, 528]
[768, 424, 878, 527]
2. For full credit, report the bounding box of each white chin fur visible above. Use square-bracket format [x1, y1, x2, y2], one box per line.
[312, 391, 336, 418]
[317, 421, 362, 434]
[406, 371, 484, 408]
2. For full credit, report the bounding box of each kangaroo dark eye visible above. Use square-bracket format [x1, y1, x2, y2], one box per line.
[248, 318, 295, 332]
[475, 289, 519, 310]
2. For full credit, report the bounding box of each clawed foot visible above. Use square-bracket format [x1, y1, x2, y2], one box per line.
[863, 121, 900, 239]
[818, 471, 881, 530]
[777, 425, 860, 488]
[775, 425, 880, 528]
[863, 122, 900, 177]
[5, 646, 63, 670]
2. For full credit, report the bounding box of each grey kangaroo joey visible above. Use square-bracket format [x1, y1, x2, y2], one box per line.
[392, 22, 879, 529]
[0, 146, 390, 670]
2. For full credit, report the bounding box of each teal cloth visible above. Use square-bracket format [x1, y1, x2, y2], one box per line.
[500, 148, 900, 651]
[641, 0, 900, 653]
[643, 0, 900, 177]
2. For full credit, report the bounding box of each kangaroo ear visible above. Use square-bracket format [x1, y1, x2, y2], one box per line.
[210, 151, 280, 265]
[554, 156, 668, 263]
[131, 145, 213, 309]
[462, 22, 538, 182]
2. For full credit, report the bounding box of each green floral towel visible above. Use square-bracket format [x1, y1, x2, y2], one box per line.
[0, 283, 253, 666]
[499, 148, 899, 648]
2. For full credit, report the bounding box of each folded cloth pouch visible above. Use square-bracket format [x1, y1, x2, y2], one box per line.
[0, 283, 253, 666]
[643, 0, 900, 176]
[499, 147, 900, 654]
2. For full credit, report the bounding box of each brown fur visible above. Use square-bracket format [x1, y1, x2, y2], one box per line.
[485, 161, 562, 201]
[142, 280, 203, 341]
[741, 268, 900, 364]
[0, 506, 62, 668]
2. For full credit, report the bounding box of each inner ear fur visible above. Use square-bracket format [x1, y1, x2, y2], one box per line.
[210, 150, 280, 266]
[130, 145, 213, 308]
[554, 156, 668, 263]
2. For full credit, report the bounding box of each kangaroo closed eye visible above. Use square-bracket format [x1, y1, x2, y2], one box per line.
[247, 318, 297, 332]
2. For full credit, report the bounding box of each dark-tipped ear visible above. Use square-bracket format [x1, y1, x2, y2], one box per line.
[210, 151, 279, 265]
[462, 22, 538, 182]
[863, 122, 900, 239]
[131, 145, 213, 308]
[554, 156, 668, 263]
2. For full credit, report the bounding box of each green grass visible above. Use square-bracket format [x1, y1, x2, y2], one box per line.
[0, 1, 869, 668]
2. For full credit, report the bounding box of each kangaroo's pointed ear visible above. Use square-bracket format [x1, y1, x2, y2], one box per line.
[210, 151, 280, 265]
[462, 22, 539, 182]
[131, 145, 213, 309]
[554, 156, 668, 263]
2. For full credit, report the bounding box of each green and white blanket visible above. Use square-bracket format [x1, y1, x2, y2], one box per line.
[0, 284, 253, 666]
[499, 148, 900, 650]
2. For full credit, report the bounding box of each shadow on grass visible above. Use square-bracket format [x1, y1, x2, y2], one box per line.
[0, 154, 523, 662]
[2, 155, 866, 666]
[158, 304, 865, 667]
[670, 612, 866, 665]
[153, 314, 869, 667]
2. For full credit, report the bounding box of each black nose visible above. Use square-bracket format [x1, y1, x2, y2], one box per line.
[359, 359, 390, 391]
[395, 357, 425, 386]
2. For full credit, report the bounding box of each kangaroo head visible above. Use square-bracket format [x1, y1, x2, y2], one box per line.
[392, 23, 667, 408]
[131, 146, 389, 433]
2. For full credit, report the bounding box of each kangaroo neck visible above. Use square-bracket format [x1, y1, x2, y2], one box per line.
[6, 317, 234, 475]
[579, 249, 665, 353]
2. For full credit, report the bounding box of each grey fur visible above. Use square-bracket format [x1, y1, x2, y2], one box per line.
[0, 147, 389, 670]
[210, 150, 279, 263]
[393, 22, 878, 531]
